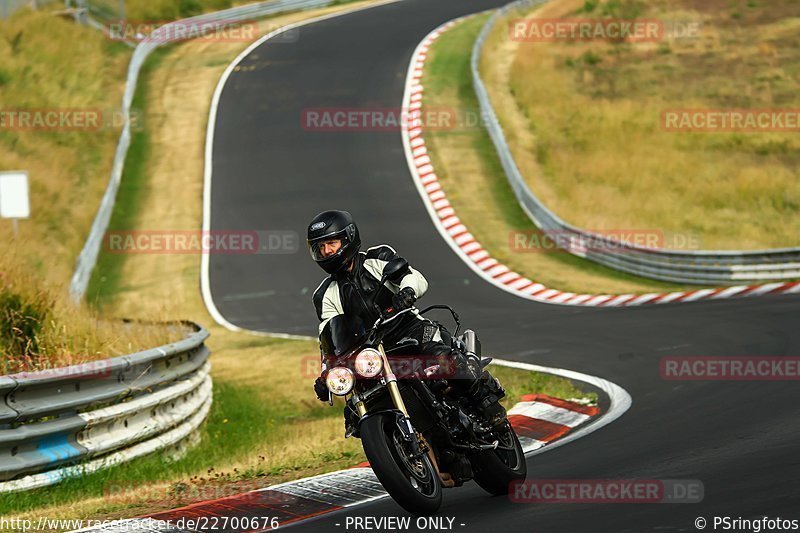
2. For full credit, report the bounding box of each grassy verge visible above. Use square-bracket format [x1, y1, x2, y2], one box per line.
[86, 47, 169, 308]
[85, 0, 376, 24]
[0, 329, 593, 523]
[0, 3, 598, 526]
[488, 0, 800, 250]
[423, 13, 689, 294]
[0, 9, 181, 369]
[0, 8, 131, 287]
[0, 252, 180, 373]
[87, 0, 270, 22]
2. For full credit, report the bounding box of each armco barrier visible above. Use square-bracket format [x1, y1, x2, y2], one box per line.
[471, 0, 800, 285]
[0, 322, 211, 492]
[69, 0, 336, 300]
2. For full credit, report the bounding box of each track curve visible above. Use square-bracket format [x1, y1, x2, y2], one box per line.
[206, 1, 800, 530]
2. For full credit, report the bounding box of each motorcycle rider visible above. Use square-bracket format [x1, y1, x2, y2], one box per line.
[307, 209, 506, 427]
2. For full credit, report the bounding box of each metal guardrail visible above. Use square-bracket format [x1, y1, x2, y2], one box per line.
[470, 0, 800, 285]
[0, 322, 211, 493]
[69, 0, 335, 300]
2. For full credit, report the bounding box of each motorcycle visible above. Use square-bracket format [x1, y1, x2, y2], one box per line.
[318, 258, 527, 515]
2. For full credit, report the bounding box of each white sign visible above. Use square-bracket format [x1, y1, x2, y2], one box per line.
[0, 171, 30, 219]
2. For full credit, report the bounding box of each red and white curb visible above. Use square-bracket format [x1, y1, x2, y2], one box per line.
[401, 18, 800, 308]
[71, 359, 630, 532]
[508, 393, 599, 452]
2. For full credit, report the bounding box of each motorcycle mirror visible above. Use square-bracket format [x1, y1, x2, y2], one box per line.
[382, 257, 410, 284]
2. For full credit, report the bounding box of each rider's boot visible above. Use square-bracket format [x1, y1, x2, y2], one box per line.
[454, 352, 507, 427]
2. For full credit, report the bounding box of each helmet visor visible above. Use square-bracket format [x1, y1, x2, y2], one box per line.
[308, 231, 352, 262]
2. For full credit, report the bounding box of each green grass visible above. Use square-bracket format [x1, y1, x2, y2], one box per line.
[87, 0, 235, 22]
[493, 364, 598, 406]
[85, 0, 367, 24]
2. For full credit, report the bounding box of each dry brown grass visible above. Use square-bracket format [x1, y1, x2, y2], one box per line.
[0, 9, 185, 370]
[490, 0, 800, 250]
[423, 13, 684, 294]
[0, 250, 179, 373]
[0, 8, 131, 285]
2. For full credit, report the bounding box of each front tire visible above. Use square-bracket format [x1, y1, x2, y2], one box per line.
[470, 421, 527, 495]
[360, 413, 442, 515]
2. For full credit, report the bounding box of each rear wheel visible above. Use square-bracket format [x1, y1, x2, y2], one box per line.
[360, 413, 442, 515]
[470, 421, 527, 495]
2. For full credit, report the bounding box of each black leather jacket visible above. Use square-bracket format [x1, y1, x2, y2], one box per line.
[312, 244, 429, 336]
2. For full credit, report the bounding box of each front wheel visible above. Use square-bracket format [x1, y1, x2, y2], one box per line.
[360, 413, 442, 515]
[470, 421, 527, 495]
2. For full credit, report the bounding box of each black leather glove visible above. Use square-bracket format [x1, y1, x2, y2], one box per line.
[314, 376, 329, 402]
[392, 287, 417, 312]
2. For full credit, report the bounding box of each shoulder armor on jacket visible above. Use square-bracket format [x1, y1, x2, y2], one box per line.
[364, 244, 398, 262]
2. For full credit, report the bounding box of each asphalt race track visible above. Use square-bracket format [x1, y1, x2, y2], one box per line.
[206, 0, 800, 530]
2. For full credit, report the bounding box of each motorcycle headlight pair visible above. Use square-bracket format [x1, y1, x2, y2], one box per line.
[325, 348, 384, 396]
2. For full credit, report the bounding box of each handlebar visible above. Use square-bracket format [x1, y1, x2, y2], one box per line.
[371, 304, 461, 337]
[417, 305, 460, 337]
[371, 306, 416, 330]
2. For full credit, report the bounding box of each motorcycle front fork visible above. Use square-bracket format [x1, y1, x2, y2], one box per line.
[347, 343, 409, 417]
[347, 344, 452, 486]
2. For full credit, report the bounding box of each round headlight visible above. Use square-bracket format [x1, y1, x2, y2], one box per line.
[355, 348, 383, 378]
[325, 367, 354, 396]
